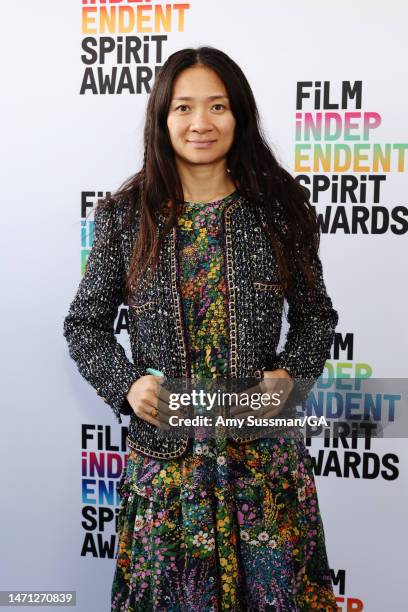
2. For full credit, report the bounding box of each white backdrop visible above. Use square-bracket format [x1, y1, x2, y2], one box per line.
[1, 1, 407, 611]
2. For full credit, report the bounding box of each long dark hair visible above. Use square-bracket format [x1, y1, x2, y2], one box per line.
[100, 46, 321, 299]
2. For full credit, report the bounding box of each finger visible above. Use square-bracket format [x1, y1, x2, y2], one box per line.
[156, 404, 178, 427]
[157, 383, 173, 404]
[261, 377, 294, 396]
[156, 396, 175, 416]
[228, 382, 263, 409]
[229, 407, 263, 420]
[157, 386, 191, 418]
[136, 411, 163, 429]
[145, 383, 182, 415]
[140, 400, 172, 426]
[145, 374, 165, 385]
[230, 404, 274, 420]
[155, 379, 185, 406]
[229, 393, 289, 419]
[148, 394, 183, 422]
[139, 401, 174, 431]
[142, 389, 167, 411]
[228, 386, 273, 417]
[157, 387, 192, 419]
[229, 399, 265, 416]
[141, 391, 185, 429]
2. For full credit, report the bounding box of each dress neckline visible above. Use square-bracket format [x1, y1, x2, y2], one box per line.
[183, 189, 238, 207]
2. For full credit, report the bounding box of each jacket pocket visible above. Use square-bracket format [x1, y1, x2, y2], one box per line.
[129, 299, 157, 315]
[253, 280, 284, 297]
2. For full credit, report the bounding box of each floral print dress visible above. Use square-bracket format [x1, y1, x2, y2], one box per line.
[111, 191, 338, 611]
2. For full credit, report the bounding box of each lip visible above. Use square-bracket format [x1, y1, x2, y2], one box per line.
[187, 140, 216, 148]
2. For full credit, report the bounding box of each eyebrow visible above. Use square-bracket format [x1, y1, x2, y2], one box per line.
[172, 95, 229, 101]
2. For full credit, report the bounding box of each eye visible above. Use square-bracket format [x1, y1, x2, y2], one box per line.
[173, 103, 227, 112]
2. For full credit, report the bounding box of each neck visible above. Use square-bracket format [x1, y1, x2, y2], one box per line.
[175, 157, 236, 203]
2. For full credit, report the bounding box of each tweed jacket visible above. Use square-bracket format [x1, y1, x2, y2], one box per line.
[63, 194, 339, 459]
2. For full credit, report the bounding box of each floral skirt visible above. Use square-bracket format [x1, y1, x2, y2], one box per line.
[111, 430, 338, 611]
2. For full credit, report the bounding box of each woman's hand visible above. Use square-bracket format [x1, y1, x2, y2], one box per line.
[263, 368, 292, 381]
[228, 368, 295, 422]
[261, 368, 295, 415]
[126, 375, 172, 430]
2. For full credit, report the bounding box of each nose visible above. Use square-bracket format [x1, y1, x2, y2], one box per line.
[189, 108, 214, 133]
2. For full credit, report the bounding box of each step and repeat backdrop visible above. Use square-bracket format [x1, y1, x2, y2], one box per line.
[2, 1, 407, 611]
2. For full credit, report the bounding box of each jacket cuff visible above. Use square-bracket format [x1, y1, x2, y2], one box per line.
[119, 397, 134, 417]
[96, 365, 143, 424]
[273, 358, 316, 408]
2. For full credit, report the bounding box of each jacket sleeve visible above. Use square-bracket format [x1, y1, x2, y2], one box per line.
[274, 247, 339, 408]
[63, 201, 143, 423]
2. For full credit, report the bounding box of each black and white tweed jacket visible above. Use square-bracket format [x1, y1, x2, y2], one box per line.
[63, 194, 339, 459]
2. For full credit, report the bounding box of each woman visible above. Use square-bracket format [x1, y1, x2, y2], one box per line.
[63, 46, 339, 611]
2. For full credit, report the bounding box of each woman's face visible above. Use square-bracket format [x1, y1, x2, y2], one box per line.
[166, 64, 236, 167]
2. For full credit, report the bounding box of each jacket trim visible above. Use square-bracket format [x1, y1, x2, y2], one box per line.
[223, 197, 242, 378]
[125, 220, 190, 460]
[126, 435, 190, 459]
[140, 225, 190, 458]
[170, 225, 190, 380]
[129, 300, 157, 314]
[253, 281, 284, 296]
[223, 197, 268, 445]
